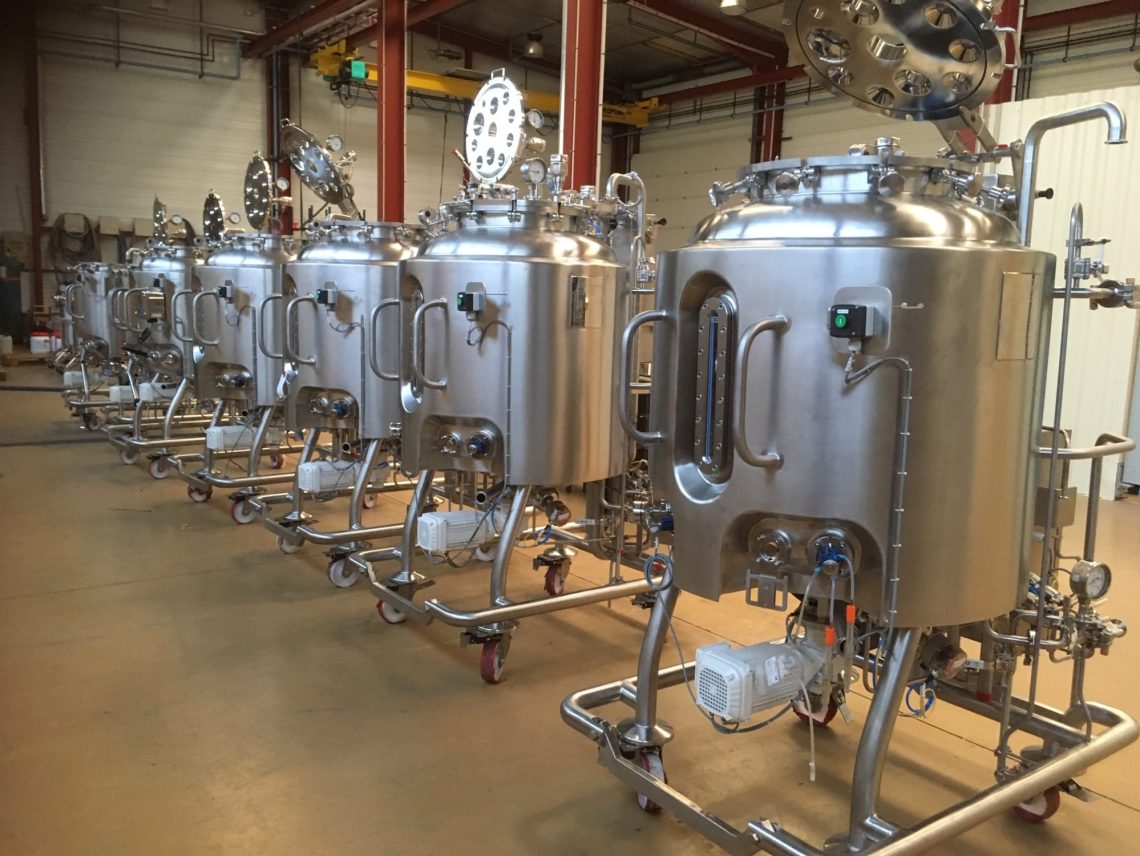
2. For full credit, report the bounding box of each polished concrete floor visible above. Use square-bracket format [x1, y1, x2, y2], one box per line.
[2, 363, 1139, 855]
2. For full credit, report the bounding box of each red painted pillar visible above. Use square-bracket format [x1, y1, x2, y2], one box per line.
[751, 82, 786, 163]
[560, 0, 606, 191]
[21, 7, 45, 308]
[377, 0, 406, 223]
[266, 52, 294, 235]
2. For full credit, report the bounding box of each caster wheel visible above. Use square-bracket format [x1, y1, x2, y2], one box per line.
[377, 599, 408, 624]
[474, 544, 496, 562]
[793, 696, 839, 728]
[361, 492, 378, 510]
[327, 558, 359, 588]
[543, 565, 566, 597]
[1014, 787, 1061, 823]
[81, 412, 99, 431]
[268, 453, 285, 470]
[187, 485, 212, 503]
[479, 638, 510, 684]
[276, 535, 301, 555]
[635, 749, 667, 813]
[230, 498, 257, 525]
[148, 457, 171, 480]
[120, 447, 139, 466]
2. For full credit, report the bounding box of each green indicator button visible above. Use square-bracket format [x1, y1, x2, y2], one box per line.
[834, 314, 848, 329]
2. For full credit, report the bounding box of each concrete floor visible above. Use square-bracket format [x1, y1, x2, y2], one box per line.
[2, 362, 1139, 855]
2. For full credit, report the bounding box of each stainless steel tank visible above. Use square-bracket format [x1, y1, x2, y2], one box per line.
[399, 197, 626, 487]
[284, 220, 414, 438]
[129, 244, 200, 379]
[66, 263, 127, 359]
[192, 234, 295, 409]
[648, 151, 1055, 627]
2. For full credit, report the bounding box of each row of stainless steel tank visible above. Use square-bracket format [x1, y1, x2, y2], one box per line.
[50, 49, 1139, 854]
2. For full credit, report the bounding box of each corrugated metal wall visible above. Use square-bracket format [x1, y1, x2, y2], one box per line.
[985, 85, 1140, 498]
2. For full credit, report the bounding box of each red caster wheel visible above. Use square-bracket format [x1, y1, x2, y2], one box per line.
[148, 457, 171, 480]
[361, 491, 377, 510]
[377, 599, 407, 624]
[1014, 787, 1061, 823]
[479, 638, 509, 684]
[793, 696, 839, 728]
[543, 565, 566, 597]
[187, 484, 212, 503]
[635, 749, 667, 813]
[230, 498, 257, 525]
[268, 453, 285, 470]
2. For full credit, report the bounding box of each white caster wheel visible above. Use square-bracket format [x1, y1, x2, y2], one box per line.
[148, 457, 171, 480]
[1014, 787, 1061, 823]
[277, 535, 301, 555]
[120, 447, 139, 466]
[479, 637, 510, 684]
[377, 599, 407, 625]
[635, 749, 667, 813]
[361, 492, 378, 510]
[327, 558, 359, 588]
[474, 544, 496, 562]
[81, 412, 100, 431]
[230, 499, 257, 525]
[187, 485, 212, 503]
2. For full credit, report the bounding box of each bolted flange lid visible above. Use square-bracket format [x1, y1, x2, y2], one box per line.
[280, 120, 360, 217]
[203, 190, 226, 244]
[464, 70, 527, 184]
[782, 0, 1006, 122]
[243, 155, 273, 231]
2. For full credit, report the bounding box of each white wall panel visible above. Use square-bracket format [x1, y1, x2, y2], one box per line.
[985, 85, 1140, 497]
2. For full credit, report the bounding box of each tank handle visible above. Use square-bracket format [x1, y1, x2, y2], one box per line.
[64, 283, 87, 321]
[257, 294, 285, 360]
[191, 290, 223, 346]
[619, 309, 667, 444]
[123, 287, 150, 334]
[170, 289, 196, 344]
[411, 298, 448, 390]
[369, 298, 400, 381]
[285, 295, 318, 366]
[732, 315, 789, 469]
[109, 288, 129, 331]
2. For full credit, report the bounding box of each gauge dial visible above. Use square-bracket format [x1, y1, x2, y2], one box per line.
[1070, 560, 1111, 600]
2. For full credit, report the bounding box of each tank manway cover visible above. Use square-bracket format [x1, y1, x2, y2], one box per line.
[465, 71, 527, 184]
[782, 0, 1005, 121]
[244, 155, 272, 231]
[280, 120, 361, 217]
[203, 190, 226, 244]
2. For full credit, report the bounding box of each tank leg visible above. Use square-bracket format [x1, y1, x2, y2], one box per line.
[617, 583, 679, 748]
[845, 627, 920, 851]
[285, 427, 321, 520]
[489, 486, 532, 607]
[247, 406, 274, 476]
[347, 438, 382, 530]
[390, 468, 437, 582]
[201, 399, 225, 472]
[162, 376, 191, 443]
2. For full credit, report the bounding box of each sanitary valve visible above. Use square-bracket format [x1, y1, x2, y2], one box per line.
[465, 431, 494, 458]
[330, 398, 352, 418]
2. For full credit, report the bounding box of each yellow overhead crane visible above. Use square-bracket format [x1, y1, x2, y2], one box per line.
[311, 41, 656, 128]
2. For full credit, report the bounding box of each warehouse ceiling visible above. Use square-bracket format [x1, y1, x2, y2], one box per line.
[261, 0, 791, 98]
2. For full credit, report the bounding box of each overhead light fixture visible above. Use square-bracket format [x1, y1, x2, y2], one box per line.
[720, 0, 747, 15]
[523, 32, 544, 59]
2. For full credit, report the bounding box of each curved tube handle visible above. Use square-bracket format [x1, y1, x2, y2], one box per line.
[191, 290, 222, 346]
[124, 287, 149, 333]
[258, 294, 285, 359]
[619, 309, 667, 444]
[368, 298, 400, 381]
[109, 288, 129, 330]
[410, 298, 448, 390]
[169, 289, 195, 343]
[285, 295, 318, 366]
[66, 283, 87, 320]
[732, 314, 789, 469]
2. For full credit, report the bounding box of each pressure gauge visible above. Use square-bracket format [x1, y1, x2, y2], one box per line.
[526, 109, 544, 130]
[171, 214, 184, 225]
[326, 134, 344, 152]
[1070, 560, 1112, 600]
[276, 177, 290, 191]
[227, 212, 241, 224]
[521, 158, 548, 185]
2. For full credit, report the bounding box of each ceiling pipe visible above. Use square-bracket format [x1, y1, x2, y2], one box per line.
[628, 0, 786, 67]
[243, 0, 372, 58]
[1023, 0, 1138, 33]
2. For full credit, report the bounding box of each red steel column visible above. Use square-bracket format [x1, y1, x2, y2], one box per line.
[266, 52, 294, 235]
[22, 8, 45, 308]
[988, 0, 1021, 104]
[560, 0, 606, 191]
[377, 0, 406, 222]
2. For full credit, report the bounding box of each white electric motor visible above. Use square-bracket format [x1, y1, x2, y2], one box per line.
[416, 509, 507, 555]
[296, 459, 362, 493]
[695, 640, 825, 723]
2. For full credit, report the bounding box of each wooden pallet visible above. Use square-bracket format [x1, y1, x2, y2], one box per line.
[0, 347, 47, 367]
